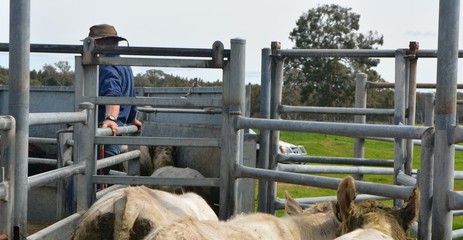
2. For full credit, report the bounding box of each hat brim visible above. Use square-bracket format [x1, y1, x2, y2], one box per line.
[80, 36, 128, 42]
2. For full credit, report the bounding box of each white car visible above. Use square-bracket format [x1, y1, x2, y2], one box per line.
[277, 140, 307, 155]
[247, 129, 307, 156]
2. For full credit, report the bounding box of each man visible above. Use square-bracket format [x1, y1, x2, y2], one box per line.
[87, 24, 142, 175]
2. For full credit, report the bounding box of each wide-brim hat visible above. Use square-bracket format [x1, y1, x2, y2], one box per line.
[86, 24, 127, 42]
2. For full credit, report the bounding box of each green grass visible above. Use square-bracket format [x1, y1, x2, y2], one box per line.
[272, 131, 463, 234]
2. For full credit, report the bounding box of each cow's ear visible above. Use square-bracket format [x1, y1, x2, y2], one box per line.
[284, 191, 303, 216]
[336, 176, 357, 221]
[401, 184, 420, 231]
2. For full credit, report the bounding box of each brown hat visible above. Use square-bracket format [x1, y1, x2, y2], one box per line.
[87, 24, 127, 41]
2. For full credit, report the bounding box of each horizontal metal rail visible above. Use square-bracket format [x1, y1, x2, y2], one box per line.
[277, 155, 394, 167]
[94, 136, 221, 147]
[0, 43, 231, 58]
[448, 191, 463, 211]
[397, 171, 417, 186]
[28, 162, 86, 189]
[235, 116, 430, 139]
[272, 48, 463, 58]
[141, 86, 222, 94]
[29, 158, 57, 166]
[29, 111, 87, 126]
[93, 175, 221, 187]
[0, 116, 14, 130]
[96, 57, 220, 69]
[280, 105, 395, 116]
[29, 137, 57, 145]
[85, 96, 223, 108]
[27, 212, 82, 240]
[367, 82, 463, 89]
[96, 150, 140, 170]
[96, 125, 139, 136]
[138, 107, 222, 114]
[453, 229, 463, 239]
[366, 137, 463, 152]
[277, 164, 396, 175]
[235, 164, 414, 199]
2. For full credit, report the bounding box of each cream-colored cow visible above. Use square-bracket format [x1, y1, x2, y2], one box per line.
[72, 186, 217, 240]
[144, 191, 339, 240]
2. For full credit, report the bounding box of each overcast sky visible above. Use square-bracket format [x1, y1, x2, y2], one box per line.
[0, 0, 460, 86]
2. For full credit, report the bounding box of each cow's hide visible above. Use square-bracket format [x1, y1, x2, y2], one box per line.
[144, 191, 338, 240]
[149, 166, 211, 198]
[72, 186, 217, 240]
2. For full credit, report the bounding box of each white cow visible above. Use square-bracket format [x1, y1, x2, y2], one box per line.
[72, 186, 217, 240]
[144, 191, 339, 240]
[335, 228, 393, 240]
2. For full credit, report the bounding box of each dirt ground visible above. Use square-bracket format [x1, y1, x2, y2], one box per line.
[28, 221, 49, 235]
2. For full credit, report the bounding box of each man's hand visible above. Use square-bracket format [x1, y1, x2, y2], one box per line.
[132, 118, 143, 132]
[101, 120, 119, 136]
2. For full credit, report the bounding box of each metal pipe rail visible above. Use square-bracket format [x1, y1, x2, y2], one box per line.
[272, 48, 463, 58]
[235, 116, 430, 139]
[235, 164, 415, 200]
[95, 150, 141, 170]
[96, 125, 139, 136]
[0, 43, 231, 58]
[280, 105, 394, 116]
[277, 164, 398, 175]
[28, 162, 86, 189]
[277, 155, 394, 167]
[0, 115, 14, 130]
[397, 170, 417, 186]
[367, 82, 463, 89]
[27, 212, 83, 240]
[141, 86, 222, 95]
[93, 175, 221, 187]
[137, 107, 222, 115]
[29, 111, 87, 126]
[448, 191, 463, 211]
[29, 137, 57, 145]
[96, 57, 218, 69]
[94, 136, 221, 147]
[28, 157, 57, 166]
[86, 96, 223, 108]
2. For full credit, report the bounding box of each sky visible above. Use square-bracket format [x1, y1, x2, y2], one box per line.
[0, 0, 459, 87]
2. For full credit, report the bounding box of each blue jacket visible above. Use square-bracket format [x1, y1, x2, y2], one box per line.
[98, 63, 137, 126]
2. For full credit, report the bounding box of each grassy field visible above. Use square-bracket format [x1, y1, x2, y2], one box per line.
[273, 131, 463, 235]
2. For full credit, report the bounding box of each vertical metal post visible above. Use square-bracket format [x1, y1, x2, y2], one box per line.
[0, 116, 15, 237]
[9, 0, 31, 238]
[353, 73, 367, 180]
[269, 42, 284, 214]
[257, 48, 271, 212]
[394, 49, 407, 206]
[432, 0, 460, 239]
[393, 49, 407, 206]
[418, 128, 434, 240]
[424, 92, 435, 127]
[74, 103, 96, 212]
[219, 38, 245, 219]
[405, 42, 419, 175]
[74, 57, 98, 211]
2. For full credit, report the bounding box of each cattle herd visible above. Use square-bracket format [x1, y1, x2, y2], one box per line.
[71, 175, 419, 240]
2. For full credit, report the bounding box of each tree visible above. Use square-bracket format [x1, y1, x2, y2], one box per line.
[286, 4, 386, 108]
[0, 66, 8, 85]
